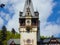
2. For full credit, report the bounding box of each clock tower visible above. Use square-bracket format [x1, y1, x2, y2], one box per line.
[19, 0, 40, 45]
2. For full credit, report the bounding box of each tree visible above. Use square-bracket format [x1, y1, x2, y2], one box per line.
[0, 28, 20, 45]
[11, 28, 16, 34]
[1, 25, 7, 41]
[0, 30, 3, 45]
[0, 41, 3, 45]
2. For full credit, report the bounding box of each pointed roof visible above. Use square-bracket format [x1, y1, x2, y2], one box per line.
[23, 0, 34, 16]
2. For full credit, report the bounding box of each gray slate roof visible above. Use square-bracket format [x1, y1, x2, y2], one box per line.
[43, 38, 60, 43]
[7, 39, 20, 45]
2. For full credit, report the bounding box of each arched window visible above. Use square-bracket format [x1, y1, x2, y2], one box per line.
[27, 39, 31, 43]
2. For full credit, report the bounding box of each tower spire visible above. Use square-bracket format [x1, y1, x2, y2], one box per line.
[23, 0, 34, 16]
[19, 0, 40, 45]
[27, 0, 31, 5]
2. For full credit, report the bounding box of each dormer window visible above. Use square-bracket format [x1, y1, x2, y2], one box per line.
[34, 12, 39, 16]
[27, 8, 30, 12]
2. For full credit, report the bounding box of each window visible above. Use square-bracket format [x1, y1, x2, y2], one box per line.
[32, 18, 38, 26]
[27, 39, 31, 43]
[27, 7, 30, 12]
[19, 19, 25, 26]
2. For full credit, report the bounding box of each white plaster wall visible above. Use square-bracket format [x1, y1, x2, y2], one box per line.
[20, 32, 37, 45]
[20, 28, 26, 31]
[32, 28, 37, 31]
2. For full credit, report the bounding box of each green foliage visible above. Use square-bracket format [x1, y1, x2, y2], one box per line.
[0, 30, 3, 45]
[0, 30, 20, 45]
[11, 28, 16, 34]
[40, 36, 51, 40]
[1, 26, 7, 41]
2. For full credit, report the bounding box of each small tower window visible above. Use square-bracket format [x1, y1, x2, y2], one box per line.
[27, 7, 30, 12]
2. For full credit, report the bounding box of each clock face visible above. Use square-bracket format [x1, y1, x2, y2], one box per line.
[27, 20, 30, 23]
[26, 19, 31, 26]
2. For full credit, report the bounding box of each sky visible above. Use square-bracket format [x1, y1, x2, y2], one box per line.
[0, 0, 60, 37]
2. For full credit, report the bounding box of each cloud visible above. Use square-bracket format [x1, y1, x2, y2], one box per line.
[6, 0, 24, 32]
[0, 0, 8, 4]
[0, 0, 23, 32]
[0, 11, 6, 17]
[0, 0, 15, 25]
[5, 14, 10, 21]
[33, 0, 58, 36]
[33, 0, 55, 22]
[6, 13, 19, 32]
[41, 22, 60, 36]
[33, 0, 60, 37]
[0, 0, 60, 37]
[0, 11, 10, 21]
[0, 11, 13, 25]
[0, 17, 4, 29]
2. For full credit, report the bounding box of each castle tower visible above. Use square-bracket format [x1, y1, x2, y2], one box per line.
[19, 0, 40, 45]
